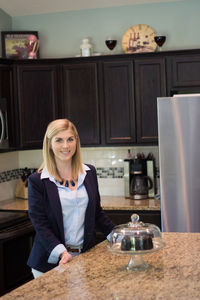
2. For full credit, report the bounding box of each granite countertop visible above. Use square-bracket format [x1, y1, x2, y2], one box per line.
[0, 196, 160, 212]
[101, 196, 160, 211]
[1, 233, 200, 300]
[0, 198, 29, 212]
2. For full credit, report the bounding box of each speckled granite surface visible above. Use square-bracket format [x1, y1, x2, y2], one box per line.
[101, 196, 160, 211]
[0, 198, 29, 211]
[0, 196, 160, 212]
[1, 233, 200, 300]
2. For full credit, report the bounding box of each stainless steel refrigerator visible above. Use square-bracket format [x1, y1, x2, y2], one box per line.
[157, 94, 200, 232]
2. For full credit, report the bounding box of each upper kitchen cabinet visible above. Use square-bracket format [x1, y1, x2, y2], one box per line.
[167, 53, 200, 95]
[14, 63, 60, 148]
[102, 60, 136, 144]
[0, 63, 12, 102]
[0, 62, 16, 148]
[134, 57, 166, 143]
[62, 62, 100, 145]
[3, 49, 200, 151]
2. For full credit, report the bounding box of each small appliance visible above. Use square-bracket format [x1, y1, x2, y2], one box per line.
[130, 173, 153, 199]
[124, 153, 156, 199]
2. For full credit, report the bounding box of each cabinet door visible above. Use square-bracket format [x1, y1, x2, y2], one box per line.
[62, 63, 100, 145]
[171, 55, 200, 87]
[104, 210, 161, 229]
[95, 210, 161, 244]
[16, 64, 59, 148]
[0, 64, 15, 147]
[135, 58, 166, 143]
[103, 60, 136, 144]
[167, 54, 200, 94]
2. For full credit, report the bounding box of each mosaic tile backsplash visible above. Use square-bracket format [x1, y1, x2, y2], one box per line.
[0, 146, 159, 198]
[0, 167, 124, 183]
[97, 167, 124, 178]
[0, 168, 37, 183]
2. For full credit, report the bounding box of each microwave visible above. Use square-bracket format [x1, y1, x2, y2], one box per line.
[0, 98, 9, 149]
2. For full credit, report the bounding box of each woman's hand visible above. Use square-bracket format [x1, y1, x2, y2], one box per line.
[59, 251, 72, 265]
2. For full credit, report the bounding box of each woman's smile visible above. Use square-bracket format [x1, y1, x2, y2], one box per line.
[51, 129, 77, 162]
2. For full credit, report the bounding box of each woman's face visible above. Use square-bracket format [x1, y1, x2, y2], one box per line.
[51, 129, 77, 164]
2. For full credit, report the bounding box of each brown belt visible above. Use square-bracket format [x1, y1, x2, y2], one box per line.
[66, 246, 81, 253]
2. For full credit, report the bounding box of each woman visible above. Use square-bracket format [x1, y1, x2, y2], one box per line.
[27, 119, 115, 278]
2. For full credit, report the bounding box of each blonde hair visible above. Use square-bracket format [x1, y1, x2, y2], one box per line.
[38, 119, 83, 182]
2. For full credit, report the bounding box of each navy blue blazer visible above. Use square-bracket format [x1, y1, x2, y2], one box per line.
[27, 164, 115, 272]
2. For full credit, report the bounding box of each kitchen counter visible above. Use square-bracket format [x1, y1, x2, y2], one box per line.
[1, 233, 200, 300]
[0, 198, 29, 212]
[101, 196, 160, 211]
[0, 196, 160, 212]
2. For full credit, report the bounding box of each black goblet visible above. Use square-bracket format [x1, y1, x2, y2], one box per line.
[154, 36, 166, 51]
[105, 38, 117, 54]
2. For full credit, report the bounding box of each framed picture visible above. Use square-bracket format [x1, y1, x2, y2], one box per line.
[1, 31, 39, 59]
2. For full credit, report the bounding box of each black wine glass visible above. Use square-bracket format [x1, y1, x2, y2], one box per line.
[154, 36, 166, 51]
[105, 38, 117, 54]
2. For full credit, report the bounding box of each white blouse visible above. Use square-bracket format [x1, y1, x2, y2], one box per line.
[41, 164, 90, 263]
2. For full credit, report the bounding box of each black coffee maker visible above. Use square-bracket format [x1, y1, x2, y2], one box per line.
[130, 155, 153, 200]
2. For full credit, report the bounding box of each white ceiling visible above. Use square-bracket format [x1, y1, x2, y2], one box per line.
[0, 0, 181, 17]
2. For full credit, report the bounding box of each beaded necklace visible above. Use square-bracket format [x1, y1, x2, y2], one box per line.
[60, 179, 76, 187]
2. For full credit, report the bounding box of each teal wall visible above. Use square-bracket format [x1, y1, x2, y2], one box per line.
[0, 9, 12, 56]
[1, 0, 200, 58]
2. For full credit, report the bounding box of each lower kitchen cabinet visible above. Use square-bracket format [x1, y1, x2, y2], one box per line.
[96, 210, 161, 244]
[0, 214, 35, 296]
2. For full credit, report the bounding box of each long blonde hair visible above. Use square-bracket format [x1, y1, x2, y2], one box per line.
[38, 119, 83, 182]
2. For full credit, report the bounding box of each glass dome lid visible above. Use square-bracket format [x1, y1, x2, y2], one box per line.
[110, 214, 165, 254]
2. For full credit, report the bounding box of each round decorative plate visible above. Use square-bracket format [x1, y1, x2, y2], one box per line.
[122, 24, 157, 53]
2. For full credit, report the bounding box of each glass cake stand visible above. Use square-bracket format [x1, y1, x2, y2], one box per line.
[107, 214, 165, 271]
[107, 237, 165, 270]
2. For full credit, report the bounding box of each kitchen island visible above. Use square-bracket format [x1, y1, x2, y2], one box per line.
[1, 233, 200, 300]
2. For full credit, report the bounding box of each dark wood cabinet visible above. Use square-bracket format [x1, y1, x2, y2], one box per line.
[0, 63, 15, 148]
[102, 60, 136, 144]
[134, 58, 166, 143]
[62, 62, 100, 145]
[167, 53, 200, 95]
[2, 49, 200, 151]
[106, 210, 161, 228]
[96, 209, 161, 244]
[170, 54, 200, 87]
[14, 63, 60, 148]
[0, 64, 13, 105]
